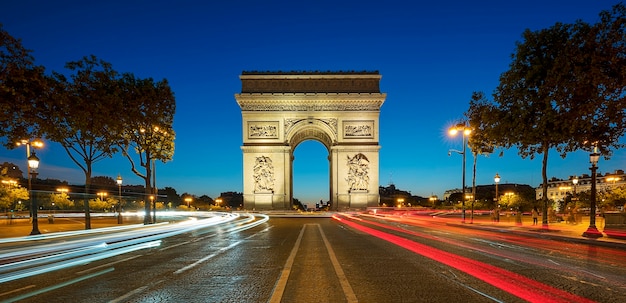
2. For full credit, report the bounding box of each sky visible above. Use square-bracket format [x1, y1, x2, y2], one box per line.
[1, 1, 624, 203]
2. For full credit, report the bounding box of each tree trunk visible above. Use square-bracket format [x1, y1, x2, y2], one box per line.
[84, 166, 92, 230]
[541, 145, 549, 228]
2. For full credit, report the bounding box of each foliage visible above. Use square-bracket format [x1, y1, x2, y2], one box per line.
[0, 24, 48, 146]
[0, 185, 28, 210]
[599, 186, 626, 210]
[466, 4, 626, 225]
[48, 192, 74, 210]
[1, 162, 24, 179]
[91, 175, 117, 188]
[47, 55, 124, 187]
[89, 197, 116, 212]
[118, 73, 176, 223]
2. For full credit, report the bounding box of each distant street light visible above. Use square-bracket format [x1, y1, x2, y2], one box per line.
[27, 152, 41, 235]
[449, 123, 471, 223]
[149, 195, 156, 223]
[583, 152, 602, 238]
[216, 198, 223, 208]
[116, 174, 123, 224]
[494, 173, 500, 206]
[494, 173, 501, 222]
[97, 192, 108, 201]
[184, 197, 192, 209]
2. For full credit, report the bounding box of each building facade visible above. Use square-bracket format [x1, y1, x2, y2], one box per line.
[535, 169, 626, 202]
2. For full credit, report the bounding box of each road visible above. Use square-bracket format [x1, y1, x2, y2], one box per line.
[1, 211, 625, 302]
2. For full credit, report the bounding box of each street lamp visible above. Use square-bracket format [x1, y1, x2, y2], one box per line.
[216, 198, 223, 208]
[116, 174, 123, 224]
[449, 123, 471, 223]
[27, 152, 40, 235]
[184, 197, 192, 209]
[583, 152, 602, 238]
[150, 195, 156, 223]
[97, 192, 108, 202]
[56, 188, 69, 215]
[494, 173, 500, 208]
[397, 198, 404, 208]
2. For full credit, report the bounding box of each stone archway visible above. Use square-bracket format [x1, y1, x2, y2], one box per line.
[235, 71, 386, 210]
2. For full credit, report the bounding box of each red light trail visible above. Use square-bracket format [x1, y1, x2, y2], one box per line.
[333, 214, 596, 303]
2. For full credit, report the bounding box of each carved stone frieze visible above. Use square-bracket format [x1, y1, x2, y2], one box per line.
[253, 156, 274, 193]
[236, 93, 386, 111]
[284, 118, 337, 137]
[346, 153, 370, 191]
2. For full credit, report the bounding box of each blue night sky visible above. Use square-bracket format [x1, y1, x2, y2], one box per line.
[1, 1, 624, 203]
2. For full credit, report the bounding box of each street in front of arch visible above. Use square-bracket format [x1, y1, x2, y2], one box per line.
[1, 211, 625, 303]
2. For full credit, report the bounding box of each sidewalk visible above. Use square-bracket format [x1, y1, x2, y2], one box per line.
[0, 216, 144, 239]
[449, 214, 626, 249]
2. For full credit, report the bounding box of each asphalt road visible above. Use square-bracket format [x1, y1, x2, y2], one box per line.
[1, 213, 625, 302]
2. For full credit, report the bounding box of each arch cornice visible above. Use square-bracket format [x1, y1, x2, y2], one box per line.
[235, 93, 386, 111]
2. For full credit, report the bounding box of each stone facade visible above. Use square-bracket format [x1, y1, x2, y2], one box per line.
[236, 71, 386, 210]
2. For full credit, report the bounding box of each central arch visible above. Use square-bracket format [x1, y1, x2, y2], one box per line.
[289, 124, 333, 208]
[236, 71, 386, 210]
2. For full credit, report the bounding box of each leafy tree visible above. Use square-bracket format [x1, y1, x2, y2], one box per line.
[472, 4, 626, 226]
[598, 186, 626, 211]
[49, 192, 74, 210]
[47, 55, 124, 229]
[91, 176, 117, 188]
[0, 185, 28, 210]
[1, 162, 24, 179]
[0, 24, 48, 146]
[162, 186, 180, 208]
[118, 73, 176, 224]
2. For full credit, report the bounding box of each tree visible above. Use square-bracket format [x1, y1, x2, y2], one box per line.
[1, 162, 24, 179]
[49, 192, 74, 210]
[46, 55, 125, 229]
[0, 185, 28, 211]
[118, 73, 176, 224]
[0, 24, 48, 146]
[475, 4, 626, 227]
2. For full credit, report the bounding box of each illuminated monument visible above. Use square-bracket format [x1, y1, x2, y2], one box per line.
[236, 71, 386, 210]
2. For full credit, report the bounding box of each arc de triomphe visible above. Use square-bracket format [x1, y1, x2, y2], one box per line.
[235, 71, 386, 210]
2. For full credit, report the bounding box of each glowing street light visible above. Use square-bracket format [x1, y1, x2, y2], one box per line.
[184, 197, 192, 209]
[97, 192, 108, 201]
[396, 198, 404, 208]
[116, 174, 123, 224]
[583, 152, 602, 238]
[27, 152, 41, 235]
[494, 173, 500, 206]
[449, 123, 471, 223]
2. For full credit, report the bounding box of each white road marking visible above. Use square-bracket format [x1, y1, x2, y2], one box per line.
[316, 224, 358, 302]
[268, 224, 306, 303]
[269, 224, 358, 303]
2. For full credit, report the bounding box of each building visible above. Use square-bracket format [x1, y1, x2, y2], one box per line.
[535, 169, 626, 202]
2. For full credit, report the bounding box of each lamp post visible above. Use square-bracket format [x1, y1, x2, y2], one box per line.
[494, 174, 501, 222]
[56, 187, 69, 215]
[149, 195, 155, 223]
[97, 191, 108, 214]
[583, 152, 602, 238]
[184, 197, 192, 209]
[146, 195, 156, 223]
[116, 174, 123, 224]
[449, 123, 471, 223]
[27, 152, 41, 235]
